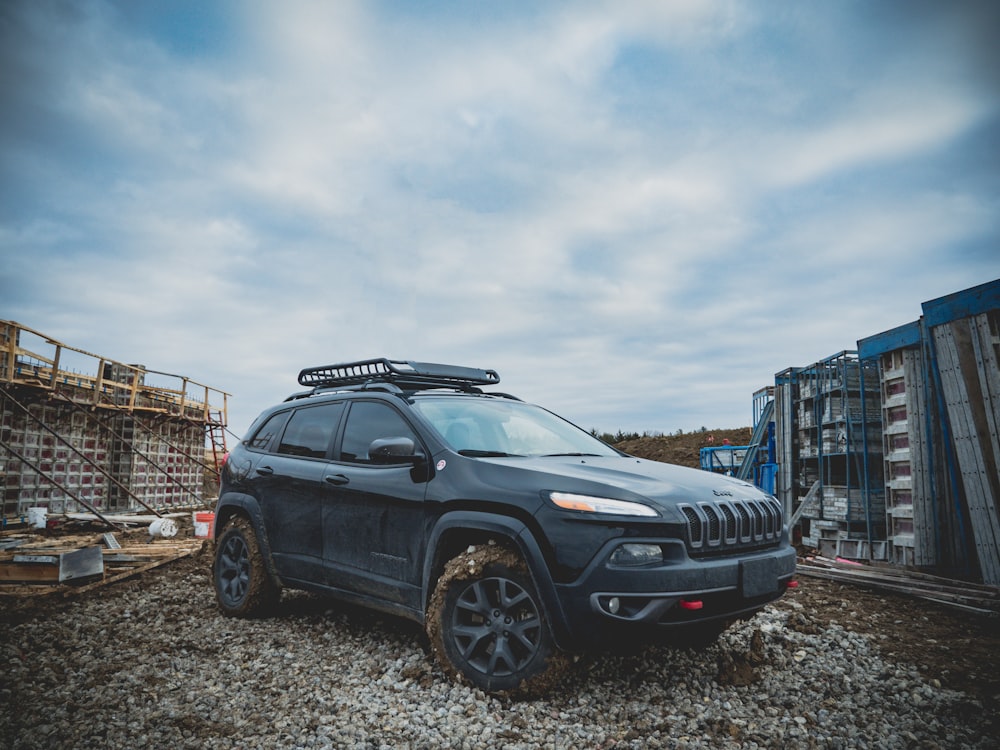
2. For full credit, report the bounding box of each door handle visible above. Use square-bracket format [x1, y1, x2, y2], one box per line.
[256, 466, 274, 476]
[324, 474, 350, 486]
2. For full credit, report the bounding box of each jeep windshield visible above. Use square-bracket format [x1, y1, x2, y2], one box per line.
[411, 397, 620, 458]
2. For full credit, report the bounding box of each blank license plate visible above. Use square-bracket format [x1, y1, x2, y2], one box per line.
[740, 557, 779, 598]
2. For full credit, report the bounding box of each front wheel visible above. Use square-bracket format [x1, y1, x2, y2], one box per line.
[213, 516, 279, 617]
[427, 545, 569, 696]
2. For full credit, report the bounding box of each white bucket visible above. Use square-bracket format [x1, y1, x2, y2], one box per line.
[193, 511, 215, 539]
[149, 517, 178, 538]
[27, 507, 47, 529]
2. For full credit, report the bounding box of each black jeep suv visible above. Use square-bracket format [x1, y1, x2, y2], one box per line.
[213, 359, 796, 694]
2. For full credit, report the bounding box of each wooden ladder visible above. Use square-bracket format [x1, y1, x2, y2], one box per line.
[206, 410, 228, 471]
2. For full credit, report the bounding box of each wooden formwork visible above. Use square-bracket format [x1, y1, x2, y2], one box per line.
[856, 279, 1000, 584]
[931, 311, 1000, 585]
[773, 371, 798, 521]
[0, 320, 228, 522]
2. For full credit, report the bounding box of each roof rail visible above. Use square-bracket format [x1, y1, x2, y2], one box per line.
[297, 358, 500, 391]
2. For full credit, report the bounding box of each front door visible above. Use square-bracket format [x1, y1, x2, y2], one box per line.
[322, 400, 429, 610]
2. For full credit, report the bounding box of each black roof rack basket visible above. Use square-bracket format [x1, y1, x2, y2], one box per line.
[297, 358, 500, 391]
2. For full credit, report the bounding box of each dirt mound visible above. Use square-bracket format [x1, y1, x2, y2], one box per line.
[616, 427, 753, 469]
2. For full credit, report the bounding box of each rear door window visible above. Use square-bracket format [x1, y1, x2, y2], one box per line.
[246, 411, 290, 451]
[276, 402, 345, 458]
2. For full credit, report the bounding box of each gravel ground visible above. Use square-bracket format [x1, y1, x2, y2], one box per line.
[1, 547, 996, 749]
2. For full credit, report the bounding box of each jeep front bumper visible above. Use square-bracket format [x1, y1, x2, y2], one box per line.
[552, 539, 797, 648]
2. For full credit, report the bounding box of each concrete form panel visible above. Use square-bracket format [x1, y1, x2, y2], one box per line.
[773, 377, 797, 519]
[1, 394, 209, 516]
[932, 319, 1000, 585]
[902, 349, 938, 567]
[972, 313, 1000, 492]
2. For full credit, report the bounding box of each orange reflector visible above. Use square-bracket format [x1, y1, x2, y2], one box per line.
[550, 497, 595, 512]
[679, 599, 703, 610]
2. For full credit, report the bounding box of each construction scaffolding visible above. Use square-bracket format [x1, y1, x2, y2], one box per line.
[1, 320, 230, 524]
[757, 280, 999, 585]
[858, 280, 1000, 585]
[770, 352, 886, 561]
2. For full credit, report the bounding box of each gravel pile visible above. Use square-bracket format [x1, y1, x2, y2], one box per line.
[1, 552, 994, 749]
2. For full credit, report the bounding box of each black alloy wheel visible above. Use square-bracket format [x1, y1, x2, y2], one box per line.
[428, 547, 568, 695]
[217, 533, 250, 607]
[213, 516, 279, 617]
[450, 574, 542, 679]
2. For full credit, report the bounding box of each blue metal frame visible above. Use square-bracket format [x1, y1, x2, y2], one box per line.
[789, 351, 884, 542]
[922, 278, 1000, 328]
[699, 445, 748, 475]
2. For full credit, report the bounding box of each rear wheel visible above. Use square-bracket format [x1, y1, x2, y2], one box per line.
[213, 516, 279, 617]
[427, 545, 569, 696]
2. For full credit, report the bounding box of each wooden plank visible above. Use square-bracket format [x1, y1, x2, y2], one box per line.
[774, 382, 796, 518]
[903, 348, 938, 566]
[0, 583, 63, 596]
[933, 322, 1000, 585]
[0, 537, 203, 594]
[796, 563, 1000, 614]
[803, 557, 1000, 597]
[0, 562, 60, 582]
[64, 511, 190, 524]
[65, 547, 197, 596]
[789, 480, 821, 526]
[936, 323, 994, 577]
[972, 313, 1000, 497]
[5, 546, 103, 581]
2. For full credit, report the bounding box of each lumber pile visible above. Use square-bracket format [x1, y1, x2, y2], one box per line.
[797, 555, 1000, 616]
[0, 529, 206, 597]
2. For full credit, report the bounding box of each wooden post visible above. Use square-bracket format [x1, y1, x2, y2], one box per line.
[128, 366, 141, 411]
[48, 342, 62, 389]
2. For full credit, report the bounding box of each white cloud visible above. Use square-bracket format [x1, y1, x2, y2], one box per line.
[2, 0, 998, 437]
[768, 90, 990, 188]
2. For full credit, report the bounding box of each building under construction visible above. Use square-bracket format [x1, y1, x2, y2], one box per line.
[1, 320, 229, 524]
[713, 280, 1000, 588]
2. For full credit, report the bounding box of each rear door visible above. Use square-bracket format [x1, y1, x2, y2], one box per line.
[254, 401, 345, 582]
[321, 400, 429, 609]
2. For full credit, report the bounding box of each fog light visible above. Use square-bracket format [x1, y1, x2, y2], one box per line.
[608, 597, 621, 615]
[609, 543, 663, 567]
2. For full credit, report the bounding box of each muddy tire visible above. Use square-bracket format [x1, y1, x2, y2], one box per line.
[213, 516, 280, 617]
[426, 545, 570, 697]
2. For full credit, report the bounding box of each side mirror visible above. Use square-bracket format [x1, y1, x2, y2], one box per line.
[368, 437, 422, 464]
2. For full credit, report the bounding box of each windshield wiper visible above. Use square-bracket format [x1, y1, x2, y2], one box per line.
[458, 449, 521, 458]
[541, 452, 604, 457]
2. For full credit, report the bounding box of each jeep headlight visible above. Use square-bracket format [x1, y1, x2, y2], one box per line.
[548, 491, 658, 517]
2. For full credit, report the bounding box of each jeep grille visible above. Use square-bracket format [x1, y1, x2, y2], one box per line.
[679, 496, 783, 554]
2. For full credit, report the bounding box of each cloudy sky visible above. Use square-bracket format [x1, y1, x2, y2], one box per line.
[2, 1, 998, 438]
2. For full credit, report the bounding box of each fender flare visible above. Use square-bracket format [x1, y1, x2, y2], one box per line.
[423, 511, 575, 651]
[213, 493, 283, 585]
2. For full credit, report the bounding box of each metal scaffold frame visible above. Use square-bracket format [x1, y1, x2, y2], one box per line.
[783, 351, 886, 560]
[0, 320, 231, 523]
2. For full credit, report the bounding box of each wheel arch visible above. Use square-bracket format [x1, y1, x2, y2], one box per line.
[213, 492, 282, 584]
[423, 511, 574, 650]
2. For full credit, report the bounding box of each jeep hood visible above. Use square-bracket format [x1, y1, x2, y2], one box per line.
[474, 454, 766, 513]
